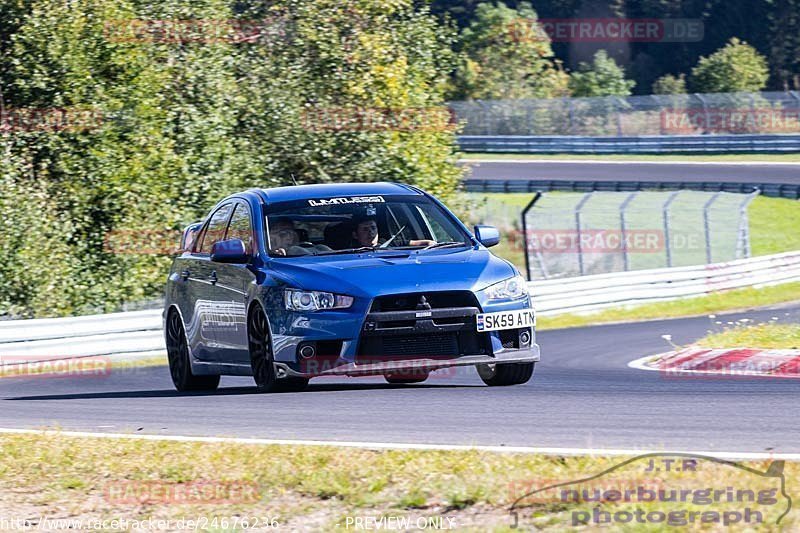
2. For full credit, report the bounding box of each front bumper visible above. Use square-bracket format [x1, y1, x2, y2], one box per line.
[274, 343, 540, 379]
[269, 289, 539, 379]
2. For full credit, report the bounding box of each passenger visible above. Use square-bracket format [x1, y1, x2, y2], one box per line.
[269, 218, 299, 256]
[270, 218, 333, 256]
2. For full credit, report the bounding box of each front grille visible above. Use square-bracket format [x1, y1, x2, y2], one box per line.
[357, 291, 489, 362]
[370, 291, 477, 312]
[382, 334, 458, 357]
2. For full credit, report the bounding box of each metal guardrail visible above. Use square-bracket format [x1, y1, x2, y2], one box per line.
[463, 179, 800, 200]
[1, 251, 799, 360]
[533, 251, 800, 316]
[457, 134, 800, 154]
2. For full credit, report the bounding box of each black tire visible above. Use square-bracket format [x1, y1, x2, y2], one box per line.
[384, 373, 429, 384]
[248, 306, 309, 393]
[477, 362, 535, 387]
[165, 310, 220, 392]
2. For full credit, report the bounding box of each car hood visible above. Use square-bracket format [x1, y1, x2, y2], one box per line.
[265, 248, 516, 297]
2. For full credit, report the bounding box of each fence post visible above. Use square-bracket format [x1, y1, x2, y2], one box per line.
[695, 93, 709, 134]
[565, 97, 575, 135]
[619, 192, 638, 271]
[615, 97, 624, 136]
[574, 192, 594, 276]
[520, 192, 543, 280]
[662, 191, 681, 268]
[702, 191, 723, 264]
[736, 189, 760, 259]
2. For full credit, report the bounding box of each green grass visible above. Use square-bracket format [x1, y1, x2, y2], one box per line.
[0, 355, 167, 379]
[749, 196, 800, 255]
[473, 193, 800, 271]
[537, 282, 800, 331]
[459, 152, 800, 162]
[695, 323, 800, 349]
[0, 433, 796, 530]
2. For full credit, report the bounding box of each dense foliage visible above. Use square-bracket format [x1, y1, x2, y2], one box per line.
[432, 0, 800, 93]
[0, 0, 462, 317]
[690, 38, 770, 93]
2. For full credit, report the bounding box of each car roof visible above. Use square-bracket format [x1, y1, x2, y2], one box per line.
[252, 182, 421, 204]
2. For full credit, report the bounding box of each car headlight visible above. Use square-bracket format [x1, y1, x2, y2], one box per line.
[484, 275, 528, 300]
[284, 289, 354, 311]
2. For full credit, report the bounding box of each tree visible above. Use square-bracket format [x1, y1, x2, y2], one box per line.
[690, 38, 770, 93]
[652, 73, 687, 94]
[449, 2, 569, 100]
[568, 50, 635, 97]
[1, 0, 464, 317]
[767, 0, 800, 89]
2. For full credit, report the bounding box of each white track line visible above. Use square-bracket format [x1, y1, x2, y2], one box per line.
[458, 159, 800, 166]
[0, 427, 796, 461]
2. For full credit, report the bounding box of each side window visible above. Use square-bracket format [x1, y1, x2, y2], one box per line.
[226, 203, 254, 254]
[198, 203, 234, 254]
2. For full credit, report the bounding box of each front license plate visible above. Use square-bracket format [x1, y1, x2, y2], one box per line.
[476, 309, 536, 332]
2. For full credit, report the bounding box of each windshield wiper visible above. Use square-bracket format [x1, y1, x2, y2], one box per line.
[420, 241, 469, 250]
[314, 246, 377, 256]
[379, 225, 407, 249]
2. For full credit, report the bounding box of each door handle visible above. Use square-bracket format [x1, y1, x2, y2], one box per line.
[210, 271, 218, 284]
[180, 270, 190, 281]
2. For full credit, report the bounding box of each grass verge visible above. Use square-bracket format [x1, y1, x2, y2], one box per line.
[536, 282, 800, 331]
[694, 323, 800, 350]
[459, 153, 800, 162]
[0, 433, 796, 531]
[0, 355, 167, 379]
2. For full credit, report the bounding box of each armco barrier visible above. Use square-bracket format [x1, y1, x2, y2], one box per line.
[457, 134, 800, 154]
[533, 251, 800, 315]
[1, 251, 799, 359]
[463, 178, 800, 200]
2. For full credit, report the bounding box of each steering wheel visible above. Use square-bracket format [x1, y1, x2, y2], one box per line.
[296, 242, 316, 248]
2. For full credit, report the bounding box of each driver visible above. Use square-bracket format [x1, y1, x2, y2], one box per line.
[352, 214, 435, 248]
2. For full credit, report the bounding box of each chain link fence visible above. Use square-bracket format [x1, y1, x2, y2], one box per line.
[519, 191, 759, 280]
[450, 91, 800, 136]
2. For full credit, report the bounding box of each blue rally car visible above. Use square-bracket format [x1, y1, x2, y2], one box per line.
[164, 183, 539, 392]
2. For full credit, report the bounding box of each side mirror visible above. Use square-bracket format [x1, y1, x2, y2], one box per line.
[211, 239, 249, 264]
[474, 225, 500, 248]
[181, 222, 203, 253]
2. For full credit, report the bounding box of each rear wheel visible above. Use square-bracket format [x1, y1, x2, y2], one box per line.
[384, 372, 429, 384]
[248, 306, 308, 393]
[165, 310, 220, 392]
[477, 362, 534, 386]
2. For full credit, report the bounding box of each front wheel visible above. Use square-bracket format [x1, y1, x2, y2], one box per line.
[248, 306, 308, 393]
[165, 310, 220, 392]
[477, 362, 534, 386]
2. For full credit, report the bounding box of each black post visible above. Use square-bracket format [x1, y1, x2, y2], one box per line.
[520, 192, 543, 281]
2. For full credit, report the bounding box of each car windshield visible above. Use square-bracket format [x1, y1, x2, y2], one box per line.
[265, 194, 471, 257]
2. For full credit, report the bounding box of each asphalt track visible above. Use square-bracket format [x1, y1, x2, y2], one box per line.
[460, 160, 800, 185]
[1, 303, 799, 454]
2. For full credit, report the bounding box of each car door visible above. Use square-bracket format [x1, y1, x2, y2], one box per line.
[209, 201, 256, 365]
[186, 202, 234, 362]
